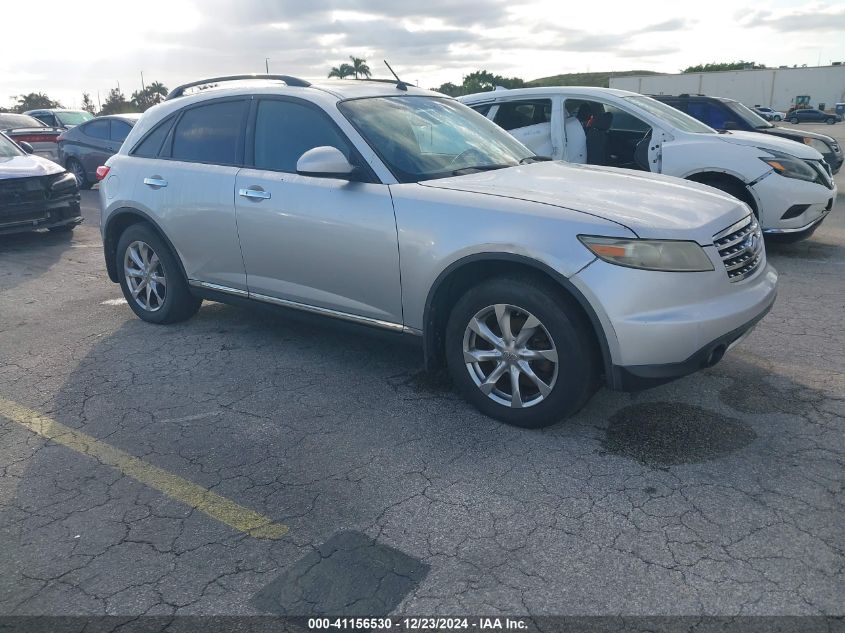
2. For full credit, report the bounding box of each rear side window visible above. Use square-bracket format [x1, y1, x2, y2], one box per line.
[110, 120, 132, 142]
[35, 114, 57, 126]
[253, 99, 352, 173]
[493, 100, 552, 131]
[85, 119, 110, 139]
[132, 117, 175, 158]
[471, 104, 492, 117]
[171, 100, 247, 165]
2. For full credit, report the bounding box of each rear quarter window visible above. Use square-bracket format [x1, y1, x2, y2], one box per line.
[131, 116, 175, 158]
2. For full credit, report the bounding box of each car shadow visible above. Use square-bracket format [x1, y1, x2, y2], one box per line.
[0, 228, 76, 292]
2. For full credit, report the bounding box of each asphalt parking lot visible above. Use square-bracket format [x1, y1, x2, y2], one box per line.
[1, 122, 843, 622]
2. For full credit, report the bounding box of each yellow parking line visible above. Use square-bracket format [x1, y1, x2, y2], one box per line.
[0, 398, 288, 540]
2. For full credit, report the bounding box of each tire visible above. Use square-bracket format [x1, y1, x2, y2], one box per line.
[444, 276, 599, 428]
[695, 178, 757, 217]
[116, 223, 201, 324]
[825, 118, 836, 125]
[67, 158, 91, 190]
[773, 115, 782, 121]
[788, 117, 799, 124]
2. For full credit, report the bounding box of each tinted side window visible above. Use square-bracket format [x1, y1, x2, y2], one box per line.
[494, 100, 552, 130]
[110, 120, 132, 142]
[471, 104, 492, 117]
[85, 119, 110, 139]
[171, 100, 247, 165]
[36, 114, 56, 126]
[253, 100, 352, 173]
[686, 102, 730, 129]
[131, 117, 175, 158]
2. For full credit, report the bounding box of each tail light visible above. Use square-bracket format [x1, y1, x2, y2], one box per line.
[13, 133, 60, 143]
[96, 166, 110, 181]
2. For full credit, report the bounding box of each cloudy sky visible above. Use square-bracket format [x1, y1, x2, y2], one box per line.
[3, 0, 845, 108]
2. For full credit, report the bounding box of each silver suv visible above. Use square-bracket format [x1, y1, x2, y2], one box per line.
[99, 75, 778, 428]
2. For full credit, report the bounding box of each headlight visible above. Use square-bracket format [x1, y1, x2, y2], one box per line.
[803, 137, 831, 155]
[49, 172, 78, 192]
[758, 148, 818, 182]
[578, 236, 714, 272]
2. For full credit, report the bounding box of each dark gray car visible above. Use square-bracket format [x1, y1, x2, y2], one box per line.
[58, 114, 141, 188]
[786, 108, 842, 124]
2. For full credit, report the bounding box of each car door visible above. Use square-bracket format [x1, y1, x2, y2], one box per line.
[234, 96, 402, 324]
[491, 99, 556, 158]
[78, 119, 113, 176]
[127, 98, 249, 292]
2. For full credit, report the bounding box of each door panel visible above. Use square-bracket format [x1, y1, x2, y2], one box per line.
[235, 170, 402, 323]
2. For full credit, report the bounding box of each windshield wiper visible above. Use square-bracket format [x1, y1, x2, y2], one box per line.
[450, 164, 513, 175]
[519, 155, 553, 164]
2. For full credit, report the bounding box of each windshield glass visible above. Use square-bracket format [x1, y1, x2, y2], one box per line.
[0, 113, 47, 130]
[725, 101, 773, 129]
[624, 96, 716, 134]
[338, 96, 534, 183]
[56, 110, 94, 126]
[0, 133, 24, 157]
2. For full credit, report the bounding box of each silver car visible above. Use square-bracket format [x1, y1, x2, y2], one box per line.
[99, 75, 778, 428]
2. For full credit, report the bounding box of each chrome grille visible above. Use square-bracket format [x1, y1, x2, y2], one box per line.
[713, 215, 764, 282]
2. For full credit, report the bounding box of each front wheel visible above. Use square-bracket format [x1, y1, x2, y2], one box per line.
[116, 223, 201, 324]
[445, 276, 599, 428]
[826, 117, 836, 125]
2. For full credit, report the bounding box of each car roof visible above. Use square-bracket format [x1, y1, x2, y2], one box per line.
[459, 86, 639, 103]
[24, 108, 90, 114]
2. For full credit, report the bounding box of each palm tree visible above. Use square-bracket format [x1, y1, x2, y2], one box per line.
[147, 81, 168, 102]
[349, 57, 371, 79]
[328, 63, 355, 79]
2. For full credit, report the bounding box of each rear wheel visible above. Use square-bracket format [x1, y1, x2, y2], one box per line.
[67, 158, 91, 190]
[116, 223, 201, 324]
[445, 276, 598, 428]
[773, 115, 782, 121]
[788, 116, 799, 124]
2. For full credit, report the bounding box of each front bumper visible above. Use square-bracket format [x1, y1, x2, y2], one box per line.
[0, 197, 82, 235]
[570, 258, 778, 391]
[752, 171, 837, 235]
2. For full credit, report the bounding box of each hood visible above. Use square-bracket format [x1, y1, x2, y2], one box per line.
[420, 161, 749, 243]
[0, 154, 64, 180]
[717, 130, 822, 159]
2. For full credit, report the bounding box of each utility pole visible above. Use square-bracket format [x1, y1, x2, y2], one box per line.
[265, 58, 270, 73]
[141, 70, 146, 92]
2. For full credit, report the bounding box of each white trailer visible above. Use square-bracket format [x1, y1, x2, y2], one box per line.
[610, 65, 845, 112]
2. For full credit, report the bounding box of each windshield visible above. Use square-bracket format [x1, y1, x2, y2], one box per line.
[56, 110, 94, 126]
[624, 96, 716, 134]
[0, 113, 47, 130]
[0, 133, 24, 157]
[338, 96, 534, 183]
[725, 102, 773, 129]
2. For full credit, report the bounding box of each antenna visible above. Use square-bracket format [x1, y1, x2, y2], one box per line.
[383, 60, 408, 91]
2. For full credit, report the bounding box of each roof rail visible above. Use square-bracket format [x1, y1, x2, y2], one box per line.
[165, 74, 311, 100]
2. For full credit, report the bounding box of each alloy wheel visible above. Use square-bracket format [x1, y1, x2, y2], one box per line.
[123, 240, 167, 312]
[69, 160, 86, 186]
[462, 303, 558, 409]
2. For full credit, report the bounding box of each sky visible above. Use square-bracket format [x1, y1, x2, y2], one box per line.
[3, 0, 845, 109]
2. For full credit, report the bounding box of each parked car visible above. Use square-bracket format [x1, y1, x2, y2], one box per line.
[58, 113, 141, 188]
[0, 113, 62, 163]
[460, 87, 836, 240]
[753, 107, 786, 121]
[0, 132, 81, 235]
[651, 94, 842, 174]
[100, 75, 777, 428]
[786, 108, 842, 124]
[24, 109, 94, 129]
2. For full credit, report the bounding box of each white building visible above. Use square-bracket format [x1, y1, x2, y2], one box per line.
[609, 65, 845, 111]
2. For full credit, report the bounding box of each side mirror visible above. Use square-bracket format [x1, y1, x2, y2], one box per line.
[18, 141, 34, 154]
[296, 146, 355, 178]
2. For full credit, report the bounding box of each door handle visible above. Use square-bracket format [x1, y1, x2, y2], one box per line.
[238, 187, 271, 200]
[143, 177, 168, 188]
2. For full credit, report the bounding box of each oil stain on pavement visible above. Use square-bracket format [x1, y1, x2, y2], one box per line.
[601, 402, 757, 468]
[251, 531, 429, 616]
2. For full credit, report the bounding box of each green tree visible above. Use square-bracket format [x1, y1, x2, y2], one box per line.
[12, 92, 63, 113]
[81, 93, 97, 115]
[349, 56, 371, 79]
[328, 63, 355, 79]
[682, 61, 767, 73]
[131, 81, 169, 112]
[433, 70, 525, 96]
[100, 87, 132, 115]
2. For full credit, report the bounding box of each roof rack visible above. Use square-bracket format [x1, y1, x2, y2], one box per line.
[166, 74, 311, 100]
